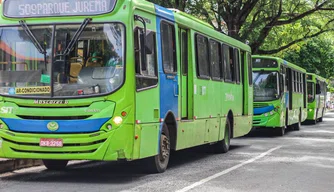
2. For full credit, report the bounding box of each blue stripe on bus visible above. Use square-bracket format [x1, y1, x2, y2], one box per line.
[253, 106, 275, 115]
[285, 92, 289, 108]
[2, 118, 110, 133]
[155, 4, 175, 22]
[155, 5, 178, 153]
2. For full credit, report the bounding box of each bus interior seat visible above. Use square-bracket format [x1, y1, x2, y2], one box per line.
[69, 57, 83, 83]
[86, 57, 103, 67]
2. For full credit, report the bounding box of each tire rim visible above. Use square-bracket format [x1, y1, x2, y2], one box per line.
[225, 122, 230, 146]
[160, 134, 170, 162]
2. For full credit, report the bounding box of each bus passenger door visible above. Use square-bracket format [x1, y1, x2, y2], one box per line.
[179, 28, 190, 120]
[240, 51, 246, 115]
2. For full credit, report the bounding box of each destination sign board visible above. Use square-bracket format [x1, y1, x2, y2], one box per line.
[3, 0, 116, 18]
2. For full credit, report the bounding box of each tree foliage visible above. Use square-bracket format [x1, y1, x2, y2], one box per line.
[283, 37, 334, 78]
[148, 0, 334, 55]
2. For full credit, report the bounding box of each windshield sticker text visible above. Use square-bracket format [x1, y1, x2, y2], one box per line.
[15, 86, 51, 95]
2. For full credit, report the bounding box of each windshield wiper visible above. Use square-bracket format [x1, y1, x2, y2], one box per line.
[253, 69, 265, 83]
[62, 18, 92, 55]
[19, 20, 46, 55]
[19, 20, 47, 70]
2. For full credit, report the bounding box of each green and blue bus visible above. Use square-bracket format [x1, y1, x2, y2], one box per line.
[252, 55, 307, 136]
[306, 73, 327, 124]
[0, 0, 253, 173]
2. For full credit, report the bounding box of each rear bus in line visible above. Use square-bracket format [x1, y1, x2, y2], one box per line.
[306, 73, 327, 124]
[252, 56, 307, 136]
[0, 0, 253, 173]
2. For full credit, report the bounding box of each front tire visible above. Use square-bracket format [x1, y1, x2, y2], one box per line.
[293, 120, 301, 131]
[274, 127, 285, 136]
[319, 117, 323, 122]
[145, 124, 170, 173]
[214, 118, 231, 153]
[43, 160, 68, 171]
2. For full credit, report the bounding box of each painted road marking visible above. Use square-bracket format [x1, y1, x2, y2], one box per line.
[281, 137, 334, 143]
[175, 146, 282, 192]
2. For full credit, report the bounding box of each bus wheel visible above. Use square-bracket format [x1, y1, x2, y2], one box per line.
[214, 118, 231, 153]
[145, 124, 170, 173]
[319, 117, 323, 122]
[43, 160, 68, 171]
[293, 119, 301, 131]
[275, 127, 285, 136]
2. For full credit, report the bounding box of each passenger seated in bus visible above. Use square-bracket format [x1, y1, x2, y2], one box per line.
[87, 43, 121, 67]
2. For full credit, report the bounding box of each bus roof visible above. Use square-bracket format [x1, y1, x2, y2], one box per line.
[252, 55, 306, 72]
[307, 73, 327, 82]
[133, 0, 251, 52]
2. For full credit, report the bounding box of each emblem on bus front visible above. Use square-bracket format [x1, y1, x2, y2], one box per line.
[47, 121, 59, 131]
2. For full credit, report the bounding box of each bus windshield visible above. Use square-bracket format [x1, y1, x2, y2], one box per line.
[0, 23, 125, 97]
[253, 71, 279, 102]
[307, 82, 315, 103]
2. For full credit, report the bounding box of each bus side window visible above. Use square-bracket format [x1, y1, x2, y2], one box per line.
[223, 44, 232, 82]
[234, 48, 240, 84]
[247, 53, 252, 86]
[209, 39, 221, 80]
[229, 47, 235, 82]
[195, 34, 210, 79]
[161, 22, 177, 74]
[134, 28, 158, 90]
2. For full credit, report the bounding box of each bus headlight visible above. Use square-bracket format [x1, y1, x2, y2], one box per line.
[269, 111, 274, 115]
[309, 109, 312, 112]
[113, 116, 123, 125]
[264, 113, 269, 117]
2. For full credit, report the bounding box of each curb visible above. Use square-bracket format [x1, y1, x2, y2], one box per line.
[0, 159, 42, 173]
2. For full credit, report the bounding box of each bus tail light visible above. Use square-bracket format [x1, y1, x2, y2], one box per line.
[0, 123, 3, 129]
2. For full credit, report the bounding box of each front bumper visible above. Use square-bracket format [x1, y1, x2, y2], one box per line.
[0, 123, 133, 161]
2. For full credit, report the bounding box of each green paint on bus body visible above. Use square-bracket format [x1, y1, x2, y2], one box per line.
[306, 73, 327, 122]
[252, 55, 307, 129]
[0, 0, 252, 168]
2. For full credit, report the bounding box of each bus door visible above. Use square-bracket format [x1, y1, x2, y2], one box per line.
[156, 12, 179, 121]
[240, 51, 246, 115]
[179, 28, 190, 119]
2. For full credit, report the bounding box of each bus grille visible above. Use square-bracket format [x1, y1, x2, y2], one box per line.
[1, 131, 109, 154]
[16, 115, 91, 120]
[253, 103, 269, 108]
[253, 119, 261, 125]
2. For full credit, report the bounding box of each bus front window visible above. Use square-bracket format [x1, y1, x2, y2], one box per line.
[0, 26, 53, 96]
[53, 23, 125, 97]
[0, 23, 125, 98]
[253, 71, 279, 102]
[307, 82, 315, 103]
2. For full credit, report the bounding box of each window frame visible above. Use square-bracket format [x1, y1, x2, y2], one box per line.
[234, 48, 240, 84]
[209, 39, 222, 81]
[160, 21, 177, 75]
[195, 33, 211, 80]
[134, 27, 159, 92]
[223, 44, 234, 83]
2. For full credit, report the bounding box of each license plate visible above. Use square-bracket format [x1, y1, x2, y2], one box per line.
[39, 138, 63, 147]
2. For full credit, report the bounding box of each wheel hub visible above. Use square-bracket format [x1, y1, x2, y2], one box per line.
[160, 135, 170, 161]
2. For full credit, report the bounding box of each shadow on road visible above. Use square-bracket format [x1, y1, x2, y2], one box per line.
[242, 128, 294, 138]
[0, 144, 248, 184]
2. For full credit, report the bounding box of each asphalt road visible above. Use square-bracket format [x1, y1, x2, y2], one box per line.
[1, 112, 334, 192]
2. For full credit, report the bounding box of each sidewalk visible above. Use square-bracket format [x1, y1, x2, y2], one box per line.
[0, 158, 42, 173]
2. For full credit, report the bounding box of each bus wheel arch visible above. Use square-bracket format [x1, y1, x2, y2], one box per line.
[227, 110, 234, 138]
[164, 112, 177, 150]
